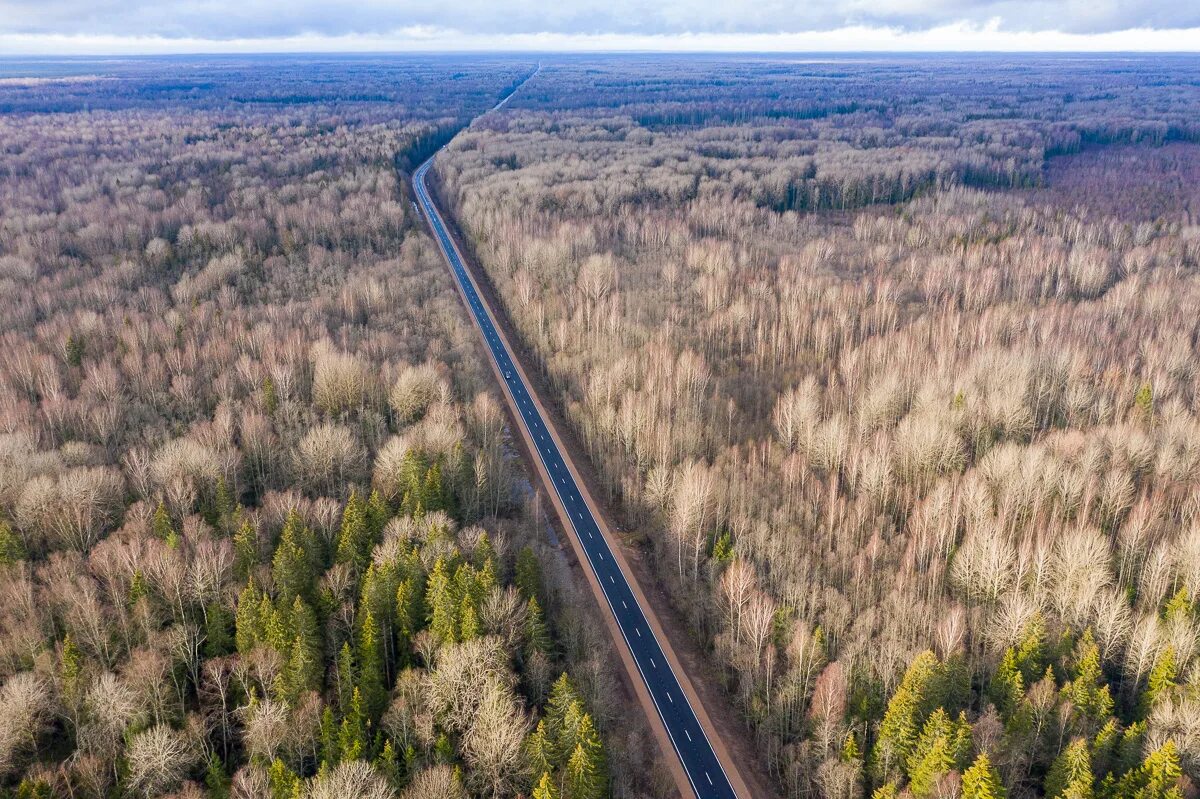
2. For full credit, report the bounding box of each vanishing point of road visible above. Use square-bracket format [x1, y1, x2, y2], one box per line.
[412, 77, 746, 799]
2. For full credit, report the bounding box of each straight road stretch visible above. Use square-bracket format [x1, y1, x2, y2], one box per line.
[411, 82, 742, 799]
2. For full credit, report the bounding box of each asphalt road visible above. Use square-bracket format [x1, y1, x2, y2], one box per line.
[412, 94, 739, 799]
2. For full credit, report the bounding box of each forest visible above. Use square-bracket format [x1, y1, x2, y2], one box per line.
[0, 57, 665, 799]
[432, 54, 1200, 799]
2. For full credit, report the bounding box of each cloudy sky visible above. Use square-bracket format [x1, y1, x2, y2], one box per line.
[0, 0, 1197, 53]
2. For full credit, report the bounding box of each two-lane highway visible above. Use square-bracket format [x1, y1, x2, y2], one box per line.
[412, 106, 740, 799]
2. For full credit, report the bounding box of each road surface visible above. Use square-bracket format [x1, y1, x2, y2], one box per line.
[411, 82, 741, 799]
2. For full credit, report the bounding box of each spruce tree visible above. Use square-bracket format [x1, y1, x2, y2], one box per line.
[873, 650, 939, 782]
[533, 771, 561, 799]
[336, 490, 371, 573]
[961, 754, 1006, 799]
[357, 609, 386, 720]
[426, 558, 458, 644]
[526, 597, 552, 656]
[515, 545, 543, 602]
[272, 511, 313, 607]
[1141, 646, 1177, 717]
[233, 519, 259, 581]
[527, 719, 555, 778]
[565, 741, 604, 799]
[1046, 738, 1093, 799]
[235, 581, 264, 655]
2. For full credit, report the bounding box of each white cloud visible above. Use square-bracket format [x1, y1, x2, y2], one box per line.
[0, 23, 1198, 55]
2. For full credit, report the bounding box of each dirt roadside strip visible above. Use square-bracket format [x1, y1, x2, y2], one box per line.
[413, 153, 776, 797]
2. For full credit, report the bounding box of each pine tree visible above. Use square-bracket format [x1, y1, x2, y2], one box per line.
[1046, 739, 1093, 799]
[546, 673, 581, 762]
[961, 754, 1007, 799]
[872, 783, 899, 799]
[1162, 588, 1194, 622]
[533, 771, 561, 799]
[278, 597, 322, 703]
[1134, 382, 1154, 421]
[1014, 616, 1047, 684]
[459, 594, 480, 641]
[1090, 719, 1120, 778]
[366, 490, 391, 539]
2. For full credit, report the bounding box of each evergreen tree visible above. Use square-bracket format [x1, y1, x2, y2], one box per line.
[375, 739, 403, 787]
[989, 647, 1025, 717]
[262, 376, 279, 414]
[459, 594, 481, 641]
[1046, 739, 1093, 799]
[204, 600, 235, 658]
[278, 597, 322, 703]
[426, 558, 458, 644]
[272, 511, 314, 606]
[337, 687, 368, 761]
[0, 520, 27, 566]
[872, 784, 899, 799]
[565, 741, 604, 799]
[872, 650, 939, 782]
[546, 673, 581, 761]
[526, 597, 552, 656]
[205, 754, 232, 799]
[1014, 616, 1047, 685]
[319, 705, 340, 767]
[235, 581, 264, 655]
[267, 758, 299, 799]
[1062, 631, 1113, 728]
[1114, 742, 1183, 799]
[366, 490, 391, 539]
[533, 771, 561, 799]
[1141, 646, 1177, 717]
[152, 501, 175, 541]
[905, 709, 972, 798]
[60, 634, 83, 702]
[527, 719, 555, 777]
[357, 609, 387, 720]
[961, 754, 1006, 799]
[336, 490, 372, 573]
[336, 641, 356, 711]
[233, 519, 259, 582]
[1090, 720, 1121, 779]
[515, 545, 543, 602]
